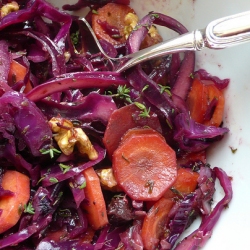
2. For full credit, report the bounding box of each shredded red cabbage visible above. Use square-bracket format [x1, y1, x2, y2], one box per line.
[0, 0, 232, 249]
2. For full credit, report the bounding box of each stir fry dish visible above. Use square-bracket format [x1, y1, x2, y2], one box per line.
[0, 0, 232, 249]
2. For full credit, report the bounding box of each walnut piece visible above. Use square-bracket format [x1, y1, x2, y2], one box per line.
[124, 13, 161, 41]
[1, 1, 19, 18]
[124, 13, 139, 39]
[96, 168, 121, 192]
[49, 117, 98, 160]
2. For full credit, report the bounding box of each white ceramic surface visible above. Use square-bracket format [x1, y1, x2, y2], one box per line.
[50, 0, 250, 249]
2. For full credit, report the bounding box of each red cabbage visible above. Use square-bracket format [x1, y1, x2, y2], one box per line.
[175, 167, 232, 250]
[26, 72, 128, 102]
[0, 40, 12, 96]
[166, 193, 197, 248]
[40, 144, 105, 186]
[0, 91, 52, 156]
[68, 174, 86, 208]
[195, 69, 230, 90]
[174, 113, 229, 152]
[36, 92, 118, 126]
[0, 1, 232, 249]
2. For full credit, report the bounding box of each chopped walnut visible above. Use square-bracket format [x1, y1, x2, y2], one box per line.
[124, 13, 139, 39]
[49, 117, 98, 160]
[64, 51, 71, 63]
[124, 12, 162, 44]
[96, 168, 122, 192]
[148, 25, 159, 38]
[1, 1, 19, 18]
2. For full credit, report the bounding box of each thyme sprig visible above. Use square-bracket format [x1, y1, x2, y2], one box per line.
[134, 102, 151, 118]
[159, 84, 172, 96]
[40, 147, 61, 158]
[108, 85, 132, 103]
[59, 163, 71, 174]
[24, 202, 35, 215]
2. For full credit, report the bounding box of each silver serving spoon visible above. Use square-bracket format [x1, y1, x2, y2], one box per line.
[80, 10, 250, 73]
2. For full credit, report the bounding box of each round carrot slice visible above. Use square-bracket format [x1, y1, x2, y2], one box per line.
[92, 3, 135, 46]
[103, 104, 162, 158]
[112, 130, 177, 201]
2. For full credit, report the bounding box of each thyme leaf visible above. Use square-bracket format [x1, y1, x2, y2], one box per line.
[70, 30, 80, 45]
[40, 147, 61, 158]
[79, 181, 86, 189]
[24, 202, 35, 214]
[134, 102, 151, 118]
[109, 85, 132, 103]
[59, 163, 71, 174]
[159, 84, 172, 96]
[144, 180, 154, 194]
[49, 177, 59, 184]
[92, 9, 98, 14]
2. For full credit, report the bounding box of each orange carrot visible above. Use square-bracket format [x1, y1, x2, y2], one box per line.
[186, 78, 225, 127]
[141, 197, 174, 250]
[92, 3, 162, 48]
[92, 3, 136, 46]
[164, 168, 199, 199]
[103, 104, 162, 158]
[0, 170, 30, 234]
[8, 60, 32, 93]
[112, 128, 177, 201]
[81, 167, 108, 230]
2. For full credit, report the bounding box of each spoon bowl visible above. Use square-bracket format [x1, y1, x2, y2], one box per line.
[79, 10, 250, 73]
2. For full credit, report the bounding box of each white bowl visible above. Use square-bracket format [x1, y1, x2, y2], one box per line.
[50, 1, 250, 249]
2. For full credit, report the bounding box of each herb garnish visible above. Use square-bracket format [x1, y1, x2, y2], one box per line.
[49, 177, 59, 184]
[144, 180, 154, 194]
[108, 85, 132, 103]
[70, 30, 80, 45]
[134, 102, 151, 118]
[40, 147, 61, 158]
[92, 9, 98, 14]
[59, 163, 71, 174]
[24, 202, 35, 214]
[79, 181, 86, 189]
[159, 84, 172, 96]
[151, 13, 159, 18]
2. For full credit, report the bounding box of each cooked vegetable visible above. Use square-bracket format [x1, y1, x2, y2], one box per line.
[164, 168, 199, 198]
[187, 77, 225, 127]
[103, 103, 162, 157]
[8, 60, 32, 93]
[0, 0, 232, 248]
[141, 197, 174, 250]
[0, 171, 30, 234]
[113, 128, 177, 201]
[81, 167, 108, 230]
[92, 3, 135, 45]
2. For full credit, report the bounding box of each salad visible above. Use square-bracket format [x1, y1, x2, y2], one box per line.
[0, 0, 232, 249]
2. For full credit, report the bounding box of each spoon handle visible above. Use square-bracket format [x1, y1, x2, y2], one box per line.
[206, 10, 250, 48]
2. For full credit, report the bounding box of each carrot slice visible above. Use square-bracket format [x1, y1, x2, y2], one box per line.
[0, 170, 30, 234]
[81, 167, 108, 230]
[8, 60, 32, 93]
[112, 129, 177, 201]
[120, 127, 165, 146]
[103, 104, 162, 158]
[92, 3, 135, 46]
[186, 78, 225, 127]
[141, 197, 174, 250]
[164, 168, 199, 199]
[177, 150, 206, 167]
